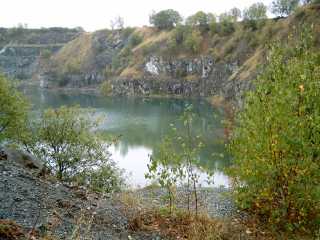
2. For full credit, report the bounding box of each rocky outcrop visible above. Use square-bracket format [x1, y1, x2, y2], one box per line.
[0, 28, 82, 80]
[111, 56, 239, 98]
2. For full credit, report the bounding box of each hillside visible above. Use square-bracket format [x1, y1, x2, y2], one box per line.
[41, 4, 320, 104]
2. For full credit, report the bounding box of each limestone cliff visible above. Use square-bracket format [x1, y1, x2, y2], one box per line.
[42, 5, 319, 104]
[0, 27, 82, 80]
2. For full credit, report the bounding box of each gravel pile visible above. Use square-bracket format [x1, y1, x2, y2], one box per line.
[0, 152, 165, 240]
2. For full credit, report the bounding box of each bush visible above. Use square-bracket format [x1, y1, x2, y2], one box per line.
[0, 74, 29, 144]
[184, 30, 203, 54]
[218, 13, 235, 35]
[129, 32, 143, 47]
[27, 106, 120, 184]
[100, 81, 112, 96]
[229, 30, 320, 234]
[41, 49, 52, 59]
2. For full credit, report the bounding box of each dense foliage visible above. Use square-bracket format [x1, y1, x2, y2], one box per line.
[0, 75, 29, 144]
[23, 106, 124, 193]
[272, 0, 300, 17]
[243, 2, 268, 20]
[229, 31, 320, 234]
[149, 9, 182, 30]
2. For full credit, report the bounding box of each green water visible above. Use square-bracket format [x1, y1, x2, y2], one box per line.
[23, 87, 230, 187]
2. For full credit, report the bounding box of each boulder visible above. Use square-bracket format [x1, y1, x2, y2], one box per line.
[3, 147, 44, 171]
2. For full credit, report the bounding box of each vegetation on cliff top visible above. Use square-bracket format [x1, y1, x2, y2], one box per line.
[44, 2, 320, 90]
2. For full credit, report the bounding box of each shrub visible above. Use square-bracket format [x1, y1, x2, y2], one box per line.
[184, 29, 203, 54]
[229, 30, 320, 234]
[218, 13, 235, 35]
[27, 106, 119, 184]
[100, 81, 112, 96]
[0, 74, 29, 144]
[129, 32, 143, 47]
[41, 49, 52, 59]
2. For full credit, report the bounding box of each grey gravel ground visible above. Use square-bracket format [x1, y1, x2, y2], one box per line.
[0, 157, 164, 239]
[0, 152, 235, 239]
[135, 185, 235, 218]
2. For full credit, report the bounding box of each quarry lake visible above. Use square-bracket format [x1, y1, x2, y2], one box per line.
[24, 87, 230, 188]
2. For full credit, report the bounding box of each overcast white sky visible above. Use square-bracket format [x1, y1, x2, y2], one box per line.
[1, 0, 274, 32]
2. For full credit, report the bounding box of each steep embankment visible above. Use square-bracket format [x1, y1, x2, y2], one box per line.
[0, 28, 82, 80]
[41, 5, 320, 104]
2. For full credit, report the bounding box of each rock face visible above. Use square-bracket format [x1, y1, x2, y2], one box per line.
[112, 56, 240, 99]
[0, 27, 82, 80]
[3, 147, 44, 171]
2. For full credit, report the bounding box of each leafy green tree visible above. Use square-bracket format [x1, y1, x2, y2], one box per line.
[229, 31, 320, 233]
[218, 13, 235, 35]
[243, 2, 268, 30]
[208, 14, 218, 35]
[172, 24, 191, 45]
[149, 9, 182, 30]
[29, 106, 113, 181]
[186, 11, 210, 32]
[272, 0, 300, 17]
[0, 74, 29, 144]
[243, 2, 267, 20]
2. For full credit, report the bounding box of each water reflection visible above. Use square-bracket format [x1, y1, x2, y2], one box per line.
[25, 87, 230, 187]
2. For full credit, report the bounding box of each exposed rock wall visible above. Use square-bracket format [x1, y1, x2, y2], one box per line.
[111, 56, 239, 98]
[0, 28, 82, 80]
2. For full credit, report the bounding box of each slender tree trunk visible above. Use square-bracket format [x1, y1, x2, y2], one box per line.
[193, 178, 198, 217]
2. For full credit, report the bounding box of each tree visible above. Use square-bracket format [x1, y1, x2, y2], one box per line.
[243, 2, 268, 30]
[272, 0, 300, 17]
[29, 106, 113, 181]
[229, 7, 242, 22]
[218, 13, 235, 35]
[186, 11, 210, 32]
[149, 9, 182, 29]
[0, 74, 29, 144]
[146, 136, 183, 214]
[208, 14, 218, 35]
[243, 2, 267, 20]
[229, 30, 320, 233]
[110, 16, 124, 30]
[146, 105, 206, 216]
